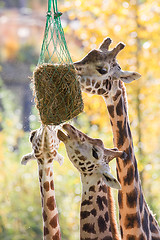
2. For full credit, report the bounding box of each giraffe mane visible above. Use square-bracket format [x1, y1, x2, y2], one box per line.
[107, 187, 120, 240]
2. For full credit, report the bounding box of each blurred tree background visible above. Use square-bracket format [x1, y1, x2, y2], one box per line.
[0, 0, 160, 239]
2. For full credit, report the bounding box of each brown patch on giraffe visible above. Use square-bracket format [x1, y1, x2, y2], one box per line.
[95, 83, 100, 89]
[81, 211, 90, 219]
[89, 196, 93, 200]
[45, 167, 50, 176]
[89, 185, 96, 192]
[91, 208, 97, 216]
[126, 235, 136, 240]
[113, 89, 121, 101]
[98, 215, 107, 233]
[47, 196, 56, 211]
[48, 158, 53, 163]
[86, 88, 92, 92]
[53, 150, 57, 157]
[104, 211, 109, 222]
[92, 79, 95, 85]
[126, 188, 138, 208]
[102, 237, 112, 240]
[81, 167, 87, 171]
[78, 156, 87, 161]
[50, 180, 54, 190]
[39, 169, 43, 178]
[139, 234, 145, 240]
[79, 162, 84, 166]
[120, 226, 123, 238]
[116, 120, 127, 148]
[81, 199, 92, 206]
[123, 146, 132, 167]
[86, 78, 91, 86]
[75, 150, 80, 155]
[49, 214, 58, 228]
[44, 226, 49, 236]
[123, 165, 134, 186]
[50, 171, 53, 177]
[99, 184, 108, 193]
[107, 105, 114, 118]
[38, 158, 43, 164]
[82, 223, 96, 234]
[142, 208, 149, 237]
[118, 191, 123, 209]
[125, 212, 140, 229]
[52, 229, 61, 240]
[43, 181, 50, 192]
[149, 215, 159, 233]
[96, 196, 107, 211]
[43, 210, 47, 222]
[97, 88, 106, 95]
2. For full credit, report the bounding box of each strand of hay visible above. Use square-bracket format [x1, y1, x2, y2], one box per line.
[33, 63, 84, 125]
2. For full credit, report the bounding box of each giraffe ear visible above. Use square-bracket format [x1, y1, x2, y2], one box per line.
[102, 172, 121, 190]
[21, 152, 36, 165]
[119, 70, 141, 83]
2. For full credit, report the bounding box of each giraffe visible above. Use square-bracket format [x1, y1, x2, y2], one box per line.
[57, 123, 127, 240]
[73, 37, 160, 239]
[21, 124, 63, 240]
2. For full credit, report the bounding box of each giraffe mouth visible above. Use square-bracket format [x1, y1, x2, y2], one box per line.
[57, 128, 69, 142]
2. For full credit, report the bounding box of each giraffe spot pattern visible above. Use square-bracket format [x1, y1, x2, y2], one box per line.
[43, 181, 50, 192]
[82, 223, 96, 234]
[75, 150, 80, 155]
[91, 208, 97, 216]
[123, 165, 134, 186]
[99, 184, 108, 193]
[49, 214, 58, 228]
[126, 234, 136, 240]
[123, 146, 132, 167]
[107, 105, 114, 118]
[50, 180, 54, 190]
[104, 212, 109, 222]
[39, 169, 43, 178]
[149, 215, 159, 233]
[97, 88, 106, 95]
[96, 196, 108, 211]
[89, 185, 96, 192]
[142, 208, 149, 237]
[126, 188, 138, 208]
[98, 215, 107, 232]
[43, 210, 47, 222]
[45, 167, 50, 176]
[116, 119, 128, 148]
[102, 237, 112, 240]
[52, 229, 61, 240]
[118, 191, 123, 209]
[125, 212, 140, 229]
[81, 199, 92, 206]
[47, 196, 56, 211]
[120, 226, 123, 238]
[116, 98, 123, 116]
[113, 89, 121, 101]
[134, 158, 139, 182]
[139, 234, 145, 240]
[81, 211, 90, 219]
[44, 226, 49, 236]
[79, 156, 87, 161]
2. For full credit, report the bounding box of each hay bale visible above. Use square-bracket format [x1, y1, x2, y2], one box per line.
[33, 63, 83, 125]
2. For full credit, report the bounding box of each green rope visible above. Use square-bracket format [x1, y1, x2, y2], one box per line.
[35, 0, 83, 125]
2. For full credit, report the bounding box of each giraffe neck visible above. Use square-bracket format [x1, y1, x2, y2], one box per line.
[80, 177, 119, 240]
[104, 81, 160, 239]
[38, 161, 61, 240]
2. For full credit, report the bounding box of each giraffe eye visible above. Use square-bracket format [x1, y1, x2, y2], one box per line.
[97, 67, 108, 75]
[92, 148, 99, 159]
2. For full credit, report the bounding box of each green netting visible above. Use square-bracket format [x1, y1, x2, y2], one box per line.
[33, 0, 83, 125]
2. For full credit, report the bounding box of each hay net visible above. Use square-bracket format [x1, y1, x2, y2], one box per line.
[33, 0, 83, 125]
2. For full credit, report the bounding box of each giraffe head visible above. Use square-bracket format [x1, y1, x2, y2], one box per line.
[21, 125, 63, 166]
[74, 37, 141, 95]
[57, 124, 127, 190]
